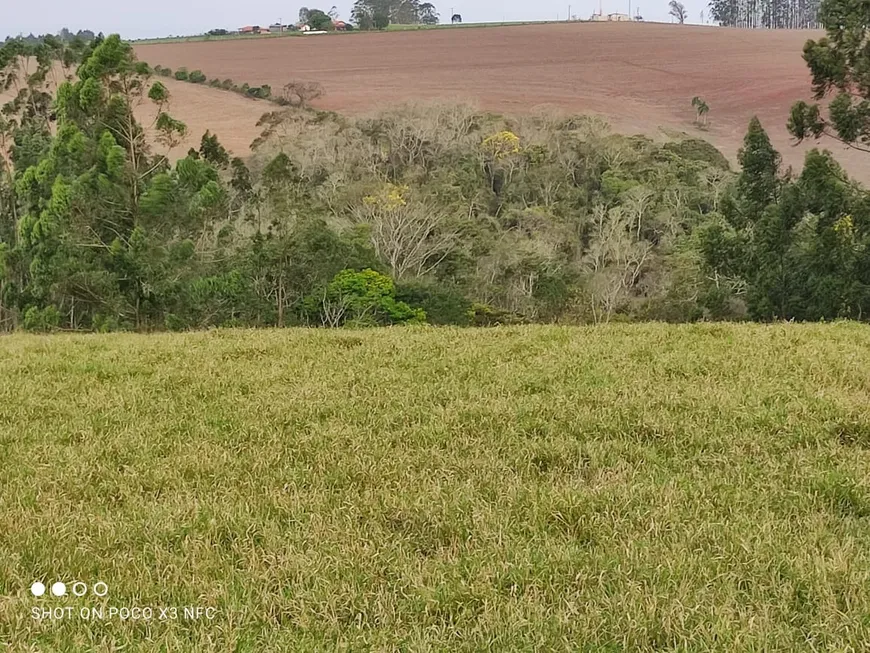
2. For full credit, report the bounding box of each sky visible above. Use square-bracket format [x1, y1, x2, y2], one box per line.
[3, 0, 711, 41]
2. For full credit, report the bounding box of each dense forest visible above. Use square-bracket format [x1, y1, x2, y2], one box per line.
[351, 0, 440, 29]
[0, 22, 868, 332]
[708, 0, 821, 28]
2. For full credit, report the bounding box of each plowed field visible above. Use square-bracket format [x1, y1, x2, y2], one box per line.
[134, 22, 868, 177]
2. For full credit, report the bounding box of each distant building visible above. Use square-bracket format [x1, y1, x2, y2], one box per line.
[238, 24, 271, 35]
[333, 20, 348, 30]
[269, 23, 287, 32]
[589, 12, 633, 21]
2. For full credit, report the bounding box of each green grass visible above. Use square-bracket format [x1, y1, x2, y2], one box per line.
[2, 323, 870, 650]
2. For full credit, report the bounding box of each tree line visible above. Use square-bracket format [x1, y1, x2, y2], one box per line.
[1, 0, 869, 332]
[4, 29, 97, 46]
[708, 0, 821, 27]
[352, 0, 439, 29]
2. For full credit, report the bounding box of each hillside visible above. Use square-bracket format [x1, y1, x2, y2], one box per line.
[0, 72, 263, 161]
[135, 22, 868, 178]
[135, 77, 264, 158]
[4, 324, 870, 649]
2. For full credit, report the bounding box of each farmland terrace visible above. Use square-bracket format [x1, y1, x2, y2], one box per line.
[135, 22, 867, 180]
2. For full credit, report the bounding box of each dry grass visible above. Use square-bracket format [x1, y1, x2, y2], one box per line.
[2, 323, 870, 650]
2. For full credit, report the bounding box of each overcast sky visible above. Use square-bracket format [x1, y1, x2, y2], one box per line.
[4, 0, 711, 40]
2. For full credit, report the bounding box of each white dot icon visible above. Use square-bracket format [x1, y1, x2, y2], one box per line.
[51, 582, 66, 597]
[30, 582, 46, 597]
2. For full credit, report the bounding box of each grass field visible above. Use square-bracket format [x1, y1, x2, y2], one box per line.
[2, 323, 870, 650]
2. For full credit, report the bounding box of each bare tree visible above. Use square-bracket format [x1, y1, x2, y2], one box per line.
[319, 285, 350, 327]
[358, 102, 480, 180]
[698, 167, 730, 212]
[281, 81, 324, 108]
[581, 205, 654, 323]
[472, 210, 569, 317]
[623, 186, 656, 240]
[352, 194, 461, 280]
[669, 0, 688, 23]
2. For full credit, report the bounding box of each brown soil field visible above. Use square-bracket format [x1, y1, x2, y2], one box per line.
[135, 22, 870, 181]
[0, 73, 263, 162]
[135, 78, 264, 158]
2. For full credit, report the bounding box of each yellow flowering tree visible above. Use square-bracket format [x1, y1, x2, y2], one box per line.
[480, 130, 523, 194]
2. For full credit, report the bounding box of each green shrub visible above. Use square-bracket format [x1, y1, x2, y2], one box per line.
[246, 85, 272, 100]
[663, 139, 730, 170]
[23, 305, 60, 332]
[174, 68, 189, 81]
[306, 269, 426, 327]
[467, 303, 521, 327]
[164, 313, 187, 332]
[189, 70, 207, 84]
[395, 281, 471, 325]
[92, 313, 121, 333]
